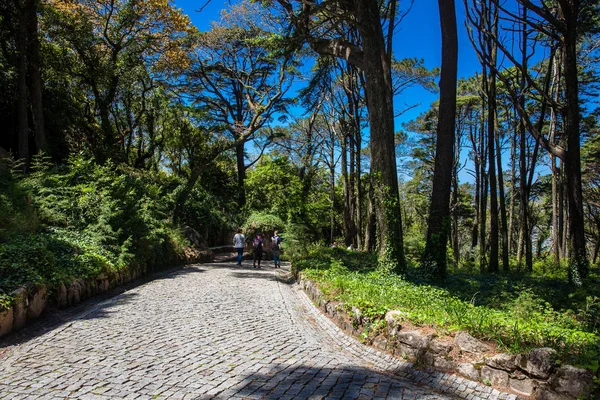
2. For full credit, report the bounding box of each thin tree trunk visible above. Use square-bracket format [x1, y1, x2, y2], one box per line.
[496, 132, 509, 271]
[235, 141, 246, 206]
[517, 7, 530, 271]
[559, 159, 566, 259]
[479, 102, 488, 272]
[341, 133, 352, 245]
[485, 1, 499, 274]
[549, 51, 561, 266]
[552, 155, 560, 264]
[16, 0, 29, 169]
[355, 122, 363, 250]
[452, 160, 460, 268]
[508, 113, 517, 254]
[365, 182, 376, 252]
[562, 164, 569, 260]
[471, 119, 480, 249]
[330, 157, 336, 245]
[25, 0, 46, 154]
[423, 0, 458, 279]
[562, 4, 588, 283]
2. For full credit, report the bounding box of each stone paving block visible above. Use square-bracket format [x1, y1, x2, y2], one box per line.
[0, 263, 519, 400]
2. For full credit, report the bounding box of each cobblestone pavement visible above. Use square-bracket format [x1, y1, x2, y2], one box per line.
[0, 263, 497, 399]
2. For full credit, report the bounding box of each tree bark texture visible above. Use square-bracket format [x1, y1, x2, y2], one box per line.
[422, 0, 458, 279]
[356, 0, 405, 272]
[562, 0, 588, 283]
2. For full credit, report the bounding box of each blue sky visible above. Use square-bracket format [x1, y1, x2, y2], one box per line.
[173, 0, 490, 182]
[173, 0, 482, 127]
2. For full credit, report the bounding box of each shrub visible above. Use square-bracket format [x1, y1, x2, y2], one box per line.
[0, 155, 192, 309]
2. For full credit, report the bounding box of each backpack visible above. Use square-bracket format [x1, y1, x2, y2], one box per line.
[253, 237, 262, 249]
[272, 236, 280, 251]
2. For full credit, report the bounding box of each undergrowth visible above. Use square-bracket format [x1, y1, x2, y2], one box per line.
[293, 246, 600, 371]
[0, 155, 205, 309]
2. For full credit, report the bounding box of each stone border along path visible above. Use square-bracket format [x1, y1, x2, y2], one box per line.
[293, 275, 521, 400]
[0, 262, 518, 400]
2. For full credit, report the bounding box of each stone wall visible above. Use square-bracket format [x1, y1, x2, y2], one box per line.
[0, 250, 212, 339]
[298, 275, 597, 400]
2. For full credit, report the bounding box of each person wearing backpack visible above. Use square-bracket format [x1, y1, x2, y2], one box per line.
[233, 228, 245, 266]
[271, 230, 282, 268]
[252, 233, 264, 268]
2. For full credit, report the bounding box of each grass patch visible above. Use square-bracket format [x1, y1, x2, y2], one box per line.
[293, 247, 600, 371]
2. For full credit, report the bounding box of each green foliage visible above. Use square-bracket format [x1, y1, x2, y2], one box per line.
[0, 155, 193, 308]
[295, 247, 600, 369]
[243, 212, 285, 239]
[278, 223, 311, 260]
[245, 155, 331, 236]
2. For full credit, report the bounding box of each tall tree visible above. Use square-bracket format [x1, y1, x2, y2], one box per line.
[422, 0, 458, 279]
[25, 0, 46, 153]
[187, 1, 296, 206]
[45, 0, 194, 162]
[486, 0, 592, 283]
[272, 0, 408, 272]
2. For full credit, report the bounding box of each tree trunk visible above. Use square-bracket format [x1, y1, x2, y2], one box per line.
[559, 160, 566, 259]
[496, 133, 509, 271]
[25, 0, 46, 154]
[16, 0, 29, 169]
[516, 8, 532, 272]
[486, 74, 499, 274]
[365, 181, 376, 252]
[552, 155, 560, 264]
[422, 0, 458, 279]
[341, 133, 352, 246]
[235, 141, 246, 206]
[479, 105, 488, 272]
[562, 5, 588, 283]
[452, 160, 460, 268]
[357, 0, 405, 272]
[470, 117, 480, 250]
[485, 1, 499, 274]
[508, 113, 517, 255]
[330, 157, 336, 245]
[355, 123, 363, 250]
[549, 51, 561, 266]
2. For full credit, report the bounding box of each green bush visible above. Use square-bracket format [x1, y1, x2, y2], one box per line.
[242, 212, 285, 242]
[0, 155, 194, 309]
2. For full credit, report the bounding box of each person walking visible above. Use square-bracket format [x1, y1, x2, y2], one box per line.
[252, 233, 264, 268]
[271, 229, 282, 268]
[233, 228, 245, 266]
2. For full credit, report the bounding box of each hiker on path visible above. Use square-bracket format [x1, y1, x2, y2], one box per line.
[252, 233, 264, 268]
[233, 228, 245, 266]
[271, 230, 282, 268]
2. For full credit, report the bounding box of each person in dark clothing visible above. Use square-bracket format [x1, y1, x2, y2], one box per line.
[252, 233, 264, 268]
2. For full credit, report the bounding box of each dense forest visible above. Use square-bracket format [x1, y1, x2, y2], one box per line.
[1, 0, 599, 371]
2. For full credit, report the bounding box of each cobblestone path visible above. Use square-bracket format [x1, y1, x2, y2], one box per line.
[0, 263, 458, 400]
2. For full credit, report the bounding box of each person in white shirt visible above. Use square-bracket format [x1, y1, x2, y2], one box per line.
[233, 228, 245, 266]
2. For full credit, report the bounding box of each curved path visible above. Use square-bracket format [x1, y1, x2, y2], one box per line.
[1, 263, 468, 399]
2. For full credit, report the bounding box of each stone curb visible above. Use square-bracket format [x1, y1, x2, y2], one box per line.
[295, 275, 526, 400]
[297, 274, 599, 400]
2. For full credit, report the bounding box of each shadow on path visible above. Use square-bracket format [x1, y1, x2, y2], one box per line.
[196, 363, 455, 400]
